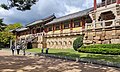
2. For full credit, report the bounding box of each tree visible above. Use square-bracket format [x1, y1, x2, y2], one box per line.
[4, 23, 22, 31]
[0, 19, 7, 31]
[0, 23, 23, 48]
[0, 31, 15, 46]
[1, 0, 39, 11]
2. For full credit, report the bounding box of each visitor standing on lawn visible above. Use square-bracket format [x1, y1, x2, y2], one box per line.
[22, 43, 27, 56]
[10, 44, 15, 55]
[16, 44, 21, 55]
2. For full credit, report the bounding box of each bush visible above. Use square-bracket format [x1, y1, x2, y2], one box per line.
[78, 44, 120, 55]
[73, 35, 83, 51]
[81, 44, 120, 49]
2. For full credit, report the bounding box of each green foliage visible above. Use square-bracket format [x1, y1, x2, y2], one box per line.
[1, 0, 39, 11]
[78, 44, 120, 55]
[4, 23, 22, 31]
[0, 32, 15, 45]
[0, 19, 7, 31]
[73, 35, 83, 51]
[0, 23, 23, 48]
[81, 44, 120, 49]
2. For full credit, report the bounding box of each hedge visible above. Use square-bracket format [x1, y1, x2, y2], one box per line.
[78, 44, 120, 55]
[81, 44, 120, 49]
[73, 35, 83, 51]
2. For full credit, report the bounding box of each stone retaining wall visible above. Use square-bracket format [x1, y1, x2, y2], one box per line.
[83, 27, 120, 45]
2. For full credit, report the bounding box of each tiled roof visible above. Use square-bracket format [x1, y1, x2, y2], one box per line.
[15, 27, 28, 32]
[26, 20, 43, 27]
[26, 14, 56, 27]
[46, 8, 93, 25]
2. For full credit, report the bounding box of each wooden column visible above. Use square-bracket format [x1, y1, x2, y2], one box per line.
[54, 25, 56, 31]
[117, 0, 120, 4]
[60, 23, 62, 31]
[81, 18, 85, 29]
[52, 25, 54, 32]
[94, 0, 97, 10]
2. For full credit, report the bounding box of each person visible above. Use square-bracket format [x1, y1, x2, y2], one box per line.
[10, 44, 15, 55]
[41, 48, 44, 54]
[45, 48, 49, 54]
[16, 44, 21, 55]
[22, 43, 27, 56]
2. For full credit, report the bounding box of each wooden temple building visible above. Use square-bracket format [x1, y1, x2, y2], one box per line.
[12, 0, 120, 49]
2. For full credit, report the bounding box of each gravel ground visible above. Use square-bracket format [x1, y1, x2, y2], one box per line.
[0, 50, 120, 72]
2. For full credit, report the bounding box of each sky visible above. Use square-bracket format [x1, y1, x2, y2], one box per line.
[0, 0, 101, 25]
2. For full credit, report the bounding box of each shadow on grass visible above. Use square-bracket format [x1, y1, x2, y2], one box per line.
[49, 52, 80, 58]
[83, 54, 120, 63]
[48, 52, 120, 63]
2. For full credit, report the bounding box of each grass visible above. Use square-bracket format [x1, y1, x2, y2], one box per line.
[27, 48, 120, 63]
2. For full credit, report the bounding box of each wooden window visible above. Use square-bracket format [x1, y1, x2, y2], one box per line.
[64, 22, 69, 29]
[74, 20, 81, 27]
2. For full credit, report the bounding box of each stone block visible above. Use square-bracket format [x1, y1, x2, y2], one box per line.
[96, 41, 102, 44]
[87, 36, 93, 40]
[112, 35, 119, 39]
[83, 40, 93, 44]
[94, 36, 101, 40]
[101, 36, 105, 41]
[88, 32, 93, 35]
[105, 36, 112, 40]
[111, 39, 120, 44]
[112, 30, 117, 36]
[106, 31, 112, 36]
[101, 33, 105, 37]
[92, 32, 96, 37]
[83, 36, 87, 40]
[96, 32, 102, 36]
[102, 40, 110, 44]
[116, 30, 120, 36]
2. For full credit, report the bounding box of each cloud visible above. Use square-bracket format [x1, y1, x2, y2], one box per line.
[0, 0, 101, 25]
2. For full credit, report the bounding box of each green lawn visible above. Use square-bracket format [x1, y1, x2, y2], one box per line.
[27, 48, 120, 63]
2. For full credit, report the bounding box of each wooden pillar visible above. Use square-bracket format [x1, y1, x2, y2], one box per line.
[44, 27, 47, 33]
[82, 18, 85, 29]
[70, 20, 73, 30]
[52, 25, 54, 32]
[117, 0, 120, 4]
[54, 24, 56, 31]
[60, 23, 62, 32]
[94, 0, 97, 10]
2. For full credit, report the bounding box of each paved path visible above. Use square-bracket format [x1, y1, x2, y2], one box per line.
[0, 49, 120, 72]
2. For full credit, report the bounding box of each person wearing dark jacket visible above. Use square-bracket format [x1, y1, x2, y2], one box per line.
[16, 44, 21, 55]
[10, 44, 15, 55]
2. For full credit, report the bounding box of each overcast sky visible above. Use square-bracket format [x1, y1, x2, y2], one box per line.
[0, 0, 101, 25]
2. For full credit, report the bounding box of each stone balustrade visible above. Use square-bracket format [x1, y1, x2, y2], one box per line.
[85, 19, 120, 30]
[97, 0, 116, 8]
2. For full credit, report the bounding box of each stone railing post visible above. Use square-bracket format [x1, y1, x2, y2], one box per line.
[93, 20, 96, 29]
[85, 23, 88, 30]
[112, 19, 115, 26]
[103, 20, 105, 28]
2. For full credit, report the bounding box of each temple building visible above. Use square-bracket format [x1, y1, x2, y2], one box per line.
[13, 0, 120, 49]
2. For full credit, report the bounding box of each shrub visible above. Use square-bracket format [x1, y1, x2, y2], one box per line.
[73, 35, 83, 51]
[81, 44, 120, 49]
[78, 44, 120, 55]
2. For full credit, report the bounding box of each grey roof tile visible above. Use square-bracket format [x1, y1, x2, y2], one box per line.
[46, 8, 92, 25]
